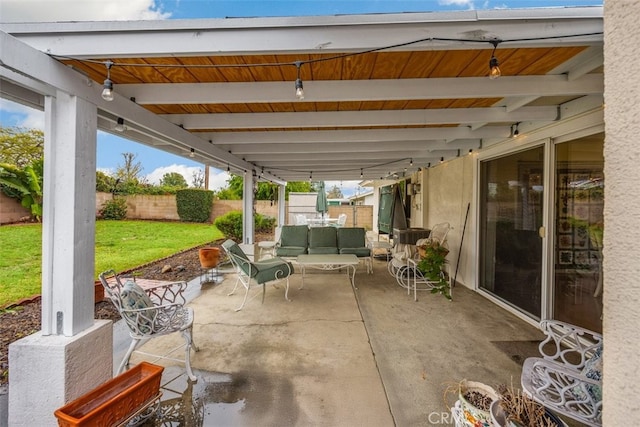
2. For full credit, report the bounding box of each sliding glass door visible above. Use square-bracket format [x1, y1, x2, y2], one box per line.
[553, 134, 604, 333]
[479, 146, 545, 318]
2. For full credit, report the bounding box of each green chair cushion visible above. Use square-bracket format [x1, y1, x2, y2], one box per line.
[337, 227, 367, 249]
[251, 258, 294, 284]
[275, 246, 307, 257]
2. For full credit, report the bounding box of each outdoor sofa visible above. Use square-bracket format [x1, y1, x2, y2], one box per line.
[275, 225, 373, 273]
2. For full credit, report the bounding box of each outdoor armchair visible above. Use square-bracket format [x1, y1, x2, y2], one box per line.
[337, 227, 372, 273]
[521, 320, 602, 426]
[222, 239, 294, 311]
[99, 270, 199, 382]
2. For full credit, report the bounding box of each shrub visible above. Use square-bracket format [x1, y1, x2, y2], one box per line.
[214, 211, 276, 240]
[214, 211, 243, 240]
[99, 197, 128, 220]
[176, 188, 214, 222]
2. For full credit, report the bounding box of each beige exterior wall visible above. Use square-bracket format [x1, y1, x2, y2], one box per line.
[422, 155, 475, 288]
[90, 193, 373, 229]
[0, 192, 31, 223]
[603, 1, 640, 422]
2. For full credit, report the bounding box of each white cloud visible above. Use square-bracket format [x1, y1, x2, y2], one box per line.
[0, 0, 170, 23]
[0, 99, 44, 130]
[325, 180, 363, 198]
[438, 0, 475, 8]
[146, 164, 203, 186]
[207, 169, 231, 191]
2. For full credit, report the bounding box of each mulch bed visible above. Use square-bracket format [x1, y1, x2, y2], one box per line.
[1, 234, 275, 386]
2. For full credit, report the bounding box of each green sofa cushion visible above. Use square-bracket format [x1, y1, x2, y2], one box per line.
[251, 258, 294, 284]
[309, 227, 337, 247]
[337, 228, 371, 258]
[280, 225, 309, 247]
[309, 247, 339, 254]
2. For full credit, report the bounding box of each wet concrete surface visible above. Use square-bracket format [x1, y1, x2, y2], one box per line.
[115, 257, 550, 427]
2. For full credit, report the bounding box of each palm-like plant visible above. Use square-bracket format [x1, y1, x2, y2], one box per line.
[0, 160, 44, 221]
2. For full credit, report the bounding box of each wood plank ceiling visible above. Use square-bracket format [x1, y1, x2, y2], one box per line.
[41, 11, 603, 182]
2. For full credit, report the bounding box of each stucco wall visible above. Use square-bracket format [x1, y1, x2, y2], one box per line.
[603, 1, 640, 423]
[423, 155, 475, 288]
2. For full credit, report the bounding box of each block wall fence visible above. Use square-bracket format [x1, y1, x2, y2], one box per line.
[1, 192, 373, 229]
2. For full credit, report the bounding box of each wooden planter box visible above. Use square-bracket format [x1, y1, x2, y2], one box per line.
[54, 362, 163, 427]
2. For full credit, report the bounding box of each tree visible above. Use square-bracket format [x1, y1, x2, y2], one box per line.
[160, 172, 188, 188]
[327, 185, 343, 199]
[191, 168, 205, 188]
[0, 126, 44, 168]
[115, 152, 144, 184]
[96, 171, 117, 193]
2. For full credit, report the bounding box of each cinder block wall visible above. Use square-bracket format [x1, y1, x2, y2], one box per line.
[0, 192, 30, 223]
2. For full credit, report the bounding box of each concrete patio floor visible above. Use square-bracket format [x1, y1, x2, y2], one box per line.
[121, 257, 570, 427]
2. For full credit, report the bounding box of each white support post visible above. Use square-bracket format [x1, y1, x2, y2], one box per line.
[242, 171, 255, 244]
[278, 184, 286, 227]
[9, 93, 112, 425]
[41, 92, 97, 336]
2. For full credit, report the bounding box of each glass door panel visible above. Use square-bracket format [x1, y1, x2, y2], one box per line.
[553, 135, 604, 333]
[479, 147, 544, 318]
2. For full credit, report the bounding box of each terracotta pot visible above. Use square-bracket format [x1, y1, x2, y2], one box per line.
[54, 362, 163, 427]
[198, 247, 220, 268]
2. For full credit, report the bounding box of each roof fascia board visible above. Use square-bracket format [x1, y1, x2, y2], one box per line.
[1, 9, 602, 58]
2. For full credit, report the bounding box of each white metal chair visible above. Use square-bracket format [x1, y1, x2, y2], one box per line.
[335, 213, 347, 227]
[295, 214, 308, 225]
[99, 270, 199, 381]
[521, 320, 603, 426]
[222, 239, 294, 311]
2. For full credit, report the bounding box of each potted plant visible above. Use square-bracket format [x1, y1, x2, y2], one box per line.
[448, 380, 498, 427]
[416, 243, 451, 299]
[491, 383, 568, 427]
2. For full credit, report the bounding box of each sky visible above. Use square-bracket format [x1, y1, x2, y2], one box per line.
[0, 0, 603, 196]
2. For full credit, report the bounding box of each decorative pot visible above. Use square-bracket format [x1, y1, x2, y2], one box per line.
[458, 380, 499, 427]
[54, 362, 163, 427]
[198, 247, 220, 268]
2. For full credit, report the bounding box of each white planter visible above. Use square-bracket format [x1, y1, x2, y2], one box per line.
[458, 380, 498, 427]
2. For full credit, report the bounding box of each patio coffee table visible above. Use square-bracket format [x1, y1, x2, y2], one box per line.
[296, 254, 359, 289]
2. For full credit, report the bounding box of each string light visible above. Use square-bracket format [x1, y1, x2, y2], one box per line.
[295, 61, 304, 100]
[489, 40, 502, 80]
[114, 117, 126, 132]
[190, 148, 195, 158]
[512, 122, 520, 138]
[360, 169, 364, 178]
[101, 60, 114, 101]
[440, 157, 444, 163]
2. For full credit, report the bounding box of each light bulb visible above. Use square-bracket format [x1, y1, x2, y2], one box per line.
[489, 56, 501, 80]
[295, 78, 304, 100]
[189, 148, 195, 158]
[102, 79, 114, 101]
[114, 117, 126, 132]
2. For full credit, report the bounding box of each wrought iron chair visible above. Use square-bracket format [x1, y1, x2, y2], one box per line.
[521, 320, 603, 426]
[99, 270, 199, 382]
[222, 239, 294, 311]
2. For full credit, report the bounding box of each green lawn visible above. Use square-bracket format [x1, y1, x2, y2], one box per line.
[0, 220, 224, 307]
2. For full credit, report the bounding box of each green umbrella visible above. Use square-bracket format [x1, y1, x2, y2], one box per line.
[315, 181, 329, 224]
